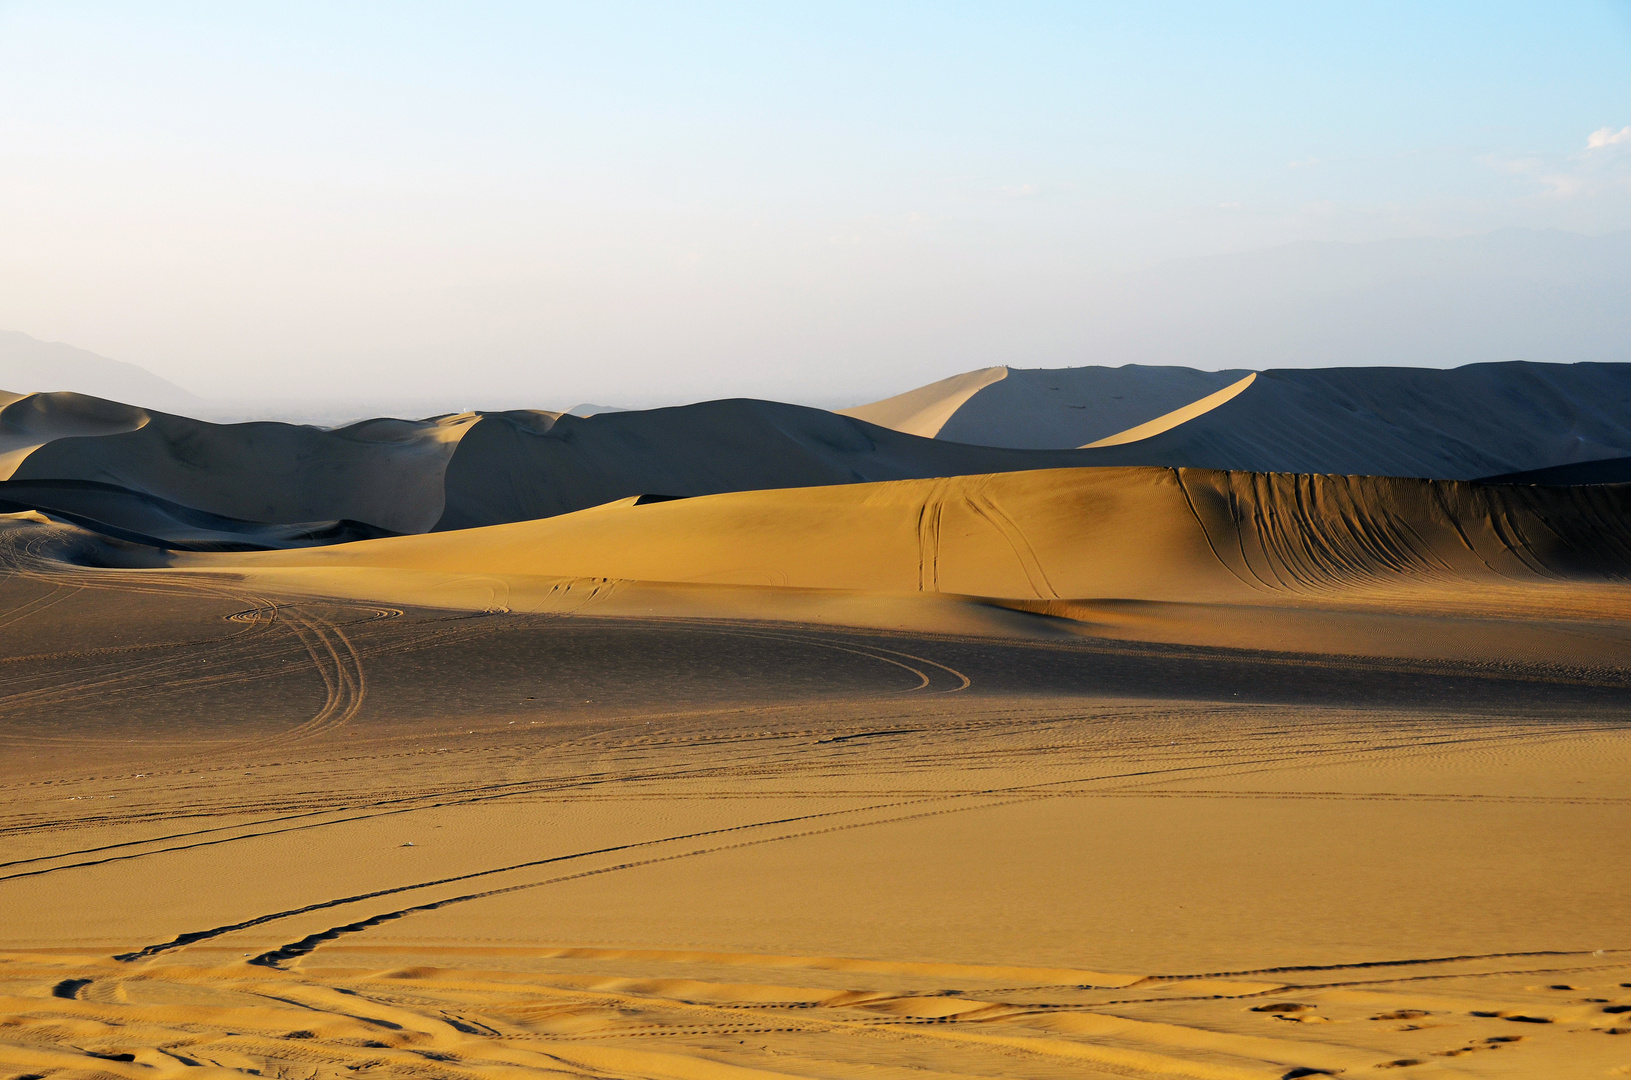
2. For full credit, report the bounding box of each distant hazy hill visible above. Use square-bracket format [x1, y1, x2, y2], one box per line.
[0, 330, 198, 413]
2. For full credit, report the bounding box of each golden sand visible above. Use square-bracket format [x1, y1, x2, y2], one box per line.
[2, 453, 1630, 1077]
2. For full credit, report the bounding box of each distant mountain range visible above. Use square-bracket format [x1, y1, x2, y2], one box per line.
[0, 330, 199, 414]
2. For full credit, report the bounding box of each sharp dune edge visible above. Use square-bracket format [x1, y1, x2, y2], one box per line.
[1082, 373, 1258, 447]
[4, 373, 1631, 1080]
[835, 365, 1010, 438]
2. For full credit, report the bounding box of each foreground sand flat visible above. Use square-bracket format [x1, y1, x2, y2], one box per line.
[2, 464, 1630, 1078]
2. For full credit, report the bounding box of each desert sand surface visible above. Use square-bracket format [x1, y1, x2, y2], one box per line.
[3, 378, 1631, 1078]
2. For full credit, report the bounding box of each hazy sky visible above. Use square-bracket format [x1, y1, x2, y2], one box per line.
[1, 2, 1628, 406]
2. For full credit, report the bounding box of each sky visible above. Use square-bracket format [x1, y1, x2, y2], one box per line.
[1, 1, 1628, 408]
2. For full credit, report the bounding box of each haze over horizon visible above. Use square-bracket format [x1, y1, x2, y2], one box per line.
[1, 2, 1628, 407]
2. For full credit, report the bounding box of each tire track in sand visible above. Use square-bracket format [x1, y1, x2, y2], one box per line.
[0, 524, 369, 746]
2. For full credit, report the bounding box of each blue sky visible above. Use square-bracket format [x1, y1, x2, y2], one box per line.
[1, 2, 1627, 404]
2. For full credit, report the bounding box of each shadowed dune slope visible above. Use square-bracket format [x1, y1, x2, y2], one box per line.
[1081, 362, 1631, 478]
[3, 392, 479, 532]
[935, 364, 1250, 448]
[1483, 454, 1631, 485]
[432, 399, 1105, 530]
[0, 389, 149, 478]
[0, 478, 395, 550]
[220, 467, 1631, 602]
[859, 361, 1631, 477]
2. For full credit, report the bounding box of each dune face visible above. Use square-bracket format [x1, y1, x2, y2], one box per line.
[9, 361, 1631, 553]
[861, 361, 1631, 477]
[5, 393, 479, 533]
[432, 399, 1104, 529]
[0, 391, 151, 479]
[1083, 371, 1257, 446]
[836, 365, 1009, 437]
[1086, 362, 1631, 478]
[935, 364, 1250, 448]
[0, 479, 396, 550]
[203, 466, 1631, 615]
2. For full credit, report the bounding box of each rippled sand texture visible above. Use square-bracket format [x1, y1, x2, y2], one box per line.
[2, 528, 1630, 1079]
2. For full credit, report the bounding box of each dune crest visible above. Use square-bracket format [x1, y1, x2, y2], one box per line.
[935, 364, 1252, 448]
[5, 394, 481, 533]
[838, 366, 1008, 437]
[1083, 372, 1257, 446]
[0, 392, 151, 479]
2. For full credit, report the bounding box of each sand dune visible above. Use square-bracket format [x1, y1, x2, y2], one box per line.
[206, 467, 1631, 601]
[1085, 362, 1631, 477]
[0, 479, 395, 550]
[1, 392, 1099, 539]
[0, 390, 150, 479]
[836, 365, 1008, 437]
[3, 392, 479, 533]
[848, 364, 1249, 448]
[854, 361, 1631, 477]
[11, 363, 1631, 554]
[431, 400, 1100, 529]
[1083, 372, 1257, 446]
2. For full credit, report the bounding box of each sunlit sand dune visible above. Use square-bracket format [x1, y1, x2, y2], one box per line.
[151, 467, 1631, 665]
[187, 465, 1631, 597]
[1083, 373, 1257, 447]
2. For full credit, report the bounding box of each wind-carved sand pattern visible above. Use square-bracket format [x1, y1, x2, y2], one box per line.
[3, 371, 1631, 1078]
[7, 947, 1631, 1080]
